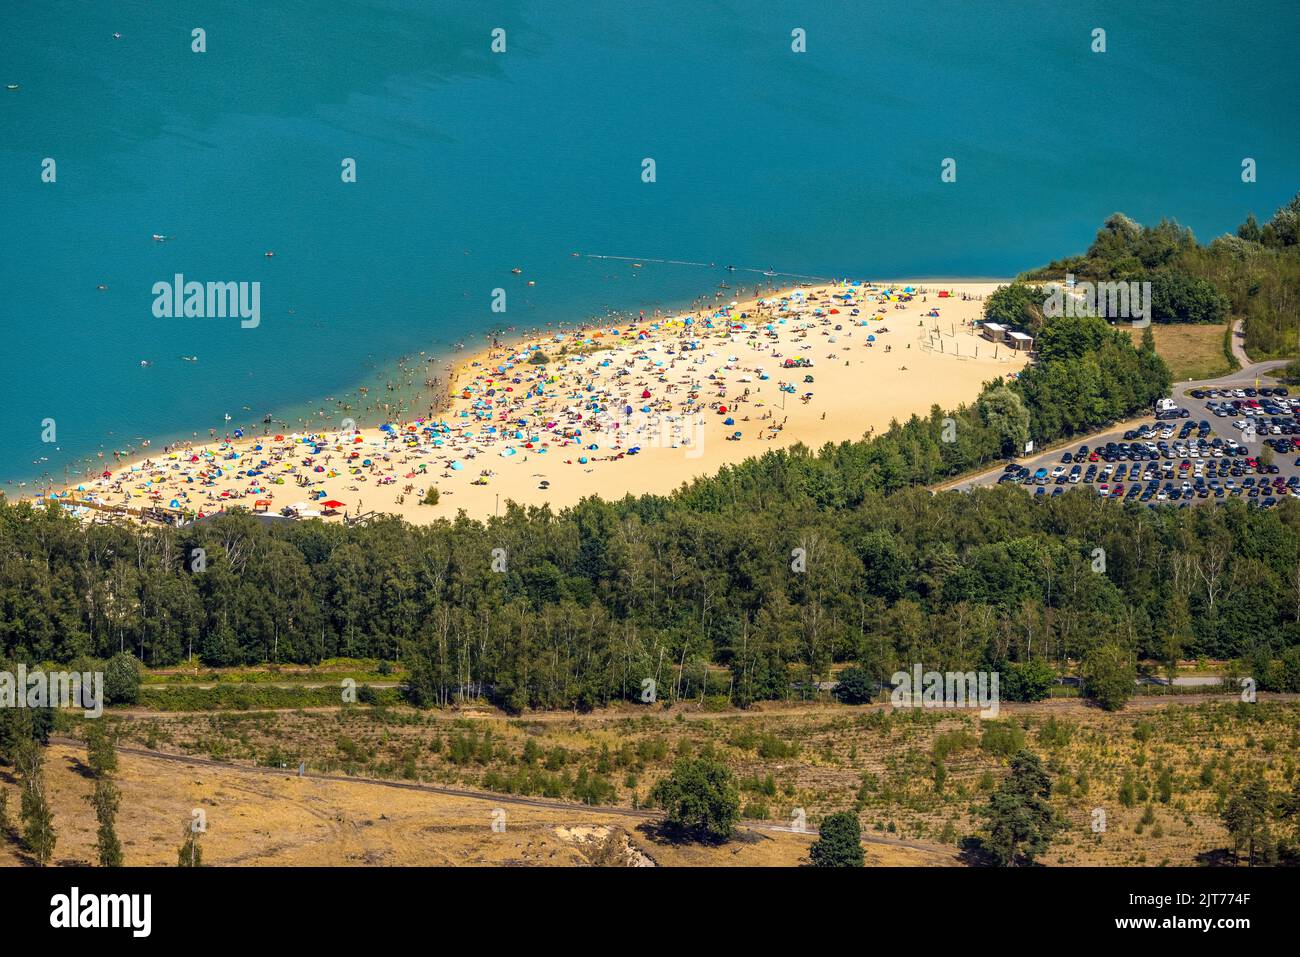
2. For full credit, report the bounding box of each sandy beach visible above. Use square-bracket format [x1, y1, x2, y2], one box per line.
[35, 280, 1026, 524]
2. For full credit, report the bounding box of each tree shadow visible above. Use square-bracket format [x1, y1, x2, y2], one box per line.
[0, 821, 37, 866]
[636, 820, 739, 848]
[957, 835, 1000, 866]
[63, 754, 96, 780]
[1195, 847, 1239, 867]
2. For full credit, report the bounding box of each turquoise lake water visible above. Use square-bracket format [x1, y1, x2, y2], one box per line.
[2, 0, 1299, 485]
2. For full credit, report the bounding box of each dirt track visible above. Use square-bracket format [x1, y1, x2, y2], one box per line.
[45, 736, 954, 857]
[7, 741, 953, 867]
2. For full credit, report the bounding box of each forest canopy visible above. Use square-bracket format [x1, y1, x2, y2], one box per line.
[1017, 193, 1300, 355]
[6, 306, 1295, 714]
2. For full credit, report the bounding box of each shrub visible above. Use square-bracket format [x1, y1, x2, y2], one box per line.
[980, 721, 1026, 757]
[649, 755, 740, 841]
[1082, 644, 1135, 711]
[104, 653, 143, 706]
[1003, 659, 1056, 702]
[808, 811, 864, 867]
[832, 667, 874, 705]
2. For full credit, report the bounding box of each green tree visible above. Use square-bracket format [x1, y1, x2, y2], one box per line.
[1263, 192, 1300, 248]
[1002, 659, 1056, 702]
[0, 676, 55, 761]
[832, 666, 873, 705]
[16, 739, 56, 866]
[1279, 777, 1300, 852]
[1082, 643, 1135, 711]
[650, 754, 740, 841]
[984, 282, 1048, 331]
[85, 722, 118, 777]
[84, 724, 123, 866]
[808, 811, 864, 867]
[104, 652, 143, 705]
[1161, 591, 1193, 683]
[1149, 270, 1229, 324]
[1139, 325, 1156, 353]
[980, 750, 1058, 866]
[90, 778, 123, 867]
[178, 822, 204, 867]
[1222, 777, 1276, 866]
[977, 384, 1030, 458]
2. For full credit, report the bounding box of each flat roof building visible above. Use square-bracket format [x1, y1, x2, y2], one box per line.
[1006, 330, 1034, 351]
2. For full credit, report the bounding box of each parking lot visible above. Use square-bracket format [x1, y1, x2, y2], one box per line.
[955, 374, 1300, 508]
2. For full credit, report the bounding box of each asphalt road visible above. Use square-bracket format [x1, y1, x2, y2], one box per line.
[945, 321, 1292, 498]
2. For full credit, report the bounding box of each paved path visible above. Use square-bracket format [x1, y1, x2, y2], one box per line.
[1229, 318, 1252, 369]
[943, 321, 1289, 493]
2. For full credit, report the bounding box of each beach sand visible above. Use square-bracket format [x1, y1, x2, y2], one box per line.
[38, 280, 1026, 524]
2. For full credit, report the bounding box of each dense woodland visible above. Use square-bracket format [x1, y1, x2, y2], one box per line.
[1008, 191, 1300, 358]
[4, 201, 1300, 711]
[6, 301, 1300, 711]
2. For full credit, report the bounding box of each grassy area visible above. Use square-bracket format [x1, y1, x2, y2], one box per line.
[136, 683, 401, 711]
[70, 694, 1299, 865]
[19, 740, 871, 867]
[1125, 322, 1235, 381]
[140, 657, 402, 686]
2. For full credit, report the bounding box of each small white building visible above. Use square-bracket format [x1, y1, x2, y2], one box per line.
[1006, 331, 1034, 351]
[981, 322, 1007, 343]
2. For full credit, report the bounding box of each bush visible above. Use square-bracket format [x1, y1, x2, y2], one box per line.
[832, 667, 874, 705]
[104, 653, 143, 706]
[1002, 659, 1056, 702]
[980, 721, 1026, 757]
[809, 811, 864, 867]
[1149, 269, 1229, 324]
[649, 755, 739, 841]
[1082, 644, 1136, 711]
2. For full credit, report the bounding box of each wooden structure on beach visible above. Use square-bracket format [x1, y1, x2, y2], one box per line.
[51, 497, 189, 526]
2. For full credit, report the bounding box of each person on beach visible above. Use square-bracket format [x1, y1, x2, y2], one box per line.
[47, 280, 1010, 525]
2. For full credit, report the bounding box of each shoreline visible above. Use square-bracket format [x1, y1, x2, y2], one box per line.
[9, 276, 798, 492]
[27, 277, 1024, 524]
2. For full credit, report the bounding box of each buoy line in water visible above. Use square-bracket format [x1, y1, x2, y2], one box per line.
[581, 253, 835, 283]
